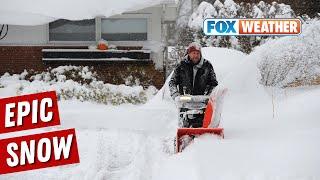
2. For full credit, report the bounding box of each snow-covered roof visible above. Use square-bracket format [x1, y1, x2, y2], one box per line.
[0, 0, 176, 26]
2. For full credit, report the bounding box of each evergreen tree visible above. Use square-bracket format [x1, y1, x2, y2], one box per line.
[237, 36, 252, 54]
[177, 26, 195, 47]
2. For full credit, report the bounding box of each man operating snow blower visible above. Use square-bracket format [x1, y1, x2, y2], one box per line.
[169, 42, 225, 152]
[169, 42, 218, 98]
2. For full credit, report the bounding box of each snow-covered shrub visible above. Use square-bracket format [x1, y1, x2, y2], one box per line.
[180, 0, 296, 53]
[121, 67, 144, 86]
[29, 66, 98, 84]
[123, 74, 144, 87]
[257, 19, 320, 87]
[0, 66, 158, 105]
[190, 0, 295, 26]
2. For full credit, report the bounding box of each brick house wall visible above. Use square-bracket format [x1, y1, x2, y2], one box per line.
[0, 46, 165, 89]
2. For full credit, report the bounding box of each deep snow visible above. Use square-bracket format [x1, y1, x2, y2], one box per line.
[1, 44, 320, 179]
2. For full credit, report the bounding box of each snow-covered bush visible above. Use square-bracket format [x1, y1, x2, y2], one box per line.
[189, 0, 295, 28]
[176, 0, 296, 54]
[28, 66, 98, 84]
[120, 66, 147, 87]
[257, 19, 320, 87]
[0, 66, 158, 105]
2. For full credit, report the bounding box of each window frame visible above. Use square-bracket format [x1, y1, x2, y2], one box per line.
[47, 14, 151, 45]
[46, 18, 97, 44]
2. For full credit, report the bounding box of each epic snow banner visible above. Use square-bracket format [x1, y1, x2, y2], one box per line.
[0, 91, 61, 134]
[0, 91, 80, 174]
[203, 18, 301, 36]
[0, 129, 80, 174]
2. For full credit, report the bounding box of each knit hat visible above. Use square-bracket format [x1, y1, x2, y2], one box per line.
[187, 42, 201, 54]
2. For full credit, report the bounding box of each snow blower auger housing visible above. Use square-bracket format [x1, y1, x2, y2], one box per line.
[175, 89, 227, 153]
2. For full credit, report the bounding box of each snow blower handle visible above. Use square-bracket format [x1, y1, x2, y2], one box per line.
[176, 95, 209, 104]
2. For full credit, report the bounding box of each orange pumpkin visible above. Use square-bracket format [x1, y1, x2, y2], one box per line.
[97, 43, 108, 50]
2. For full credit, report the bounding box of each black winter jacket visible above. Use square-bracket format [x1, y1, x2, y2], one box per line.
[169, 56, 218, 98]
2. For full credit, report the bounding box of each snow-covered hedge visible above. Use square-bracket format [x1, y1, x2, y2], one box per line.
[256, 19, 320, 87]
[0, 66, 158, 105]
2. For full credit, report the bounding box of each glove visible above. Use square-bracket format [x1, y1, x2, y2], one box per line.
[174, 95, 181, 103]
[172, 92, 180, 100]
[173, 94, 181, 107]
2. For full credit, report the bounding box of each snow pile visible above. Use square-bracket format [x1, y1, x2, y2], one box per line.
[201, 47, 246, 81]
[257, 19, 320, 87]
[0, 0, 175, 25]
[0, 66, 158, 105]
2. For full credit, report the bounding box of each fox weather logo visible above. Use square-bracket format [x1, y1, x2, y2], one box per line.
[203, 18, 301, 36]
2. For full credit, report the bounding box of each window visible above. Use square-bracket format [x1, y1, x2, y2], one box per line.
[49, 19, 95, 41]
[101, 18, 148, 41]
[48, 17, 148, 42]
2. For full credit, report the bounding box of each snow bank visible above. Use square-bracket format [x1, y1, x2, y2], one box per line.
[201, 47, 246, 82]
[257, 20, 320, 87]
[0, 0, 175, 25]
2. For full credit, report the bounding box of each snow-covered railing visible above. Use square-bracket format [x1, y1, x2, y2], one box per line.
[42, 49, 151, 62]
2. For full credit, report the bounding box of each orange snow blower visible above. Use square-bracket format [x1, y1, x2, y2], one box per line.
[175, 89, 227, 153]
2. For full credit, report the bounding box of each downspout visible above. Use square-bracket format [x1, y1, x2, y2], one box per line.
[161, 4, 168, 100]
[161, 4, 167, 80]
